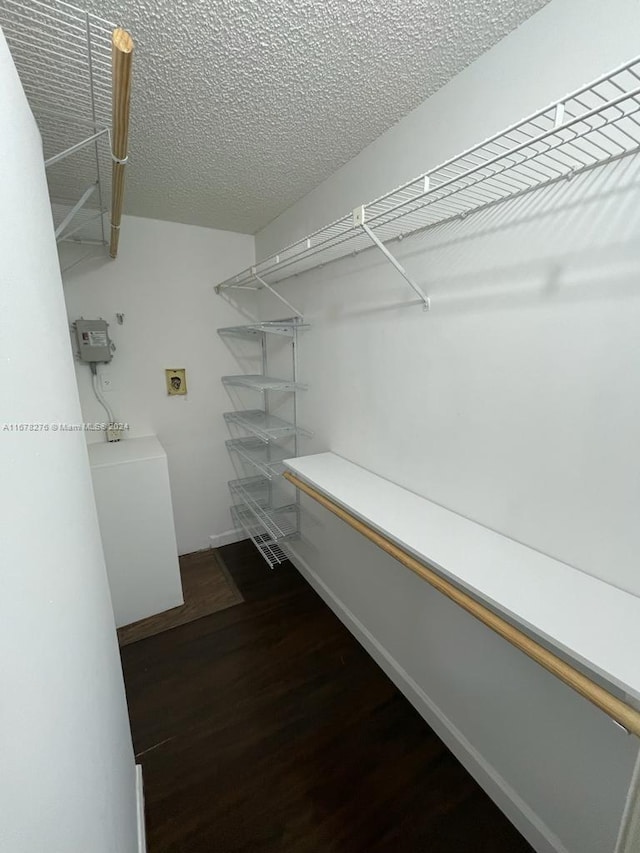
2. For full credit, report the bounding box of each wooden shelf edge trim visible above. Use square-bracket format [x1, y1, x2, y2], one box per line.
[283, 470, 640, 738]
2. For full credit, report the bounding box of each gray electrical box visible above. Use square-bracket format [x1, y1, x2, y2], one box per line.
[74, 318, 113, 363]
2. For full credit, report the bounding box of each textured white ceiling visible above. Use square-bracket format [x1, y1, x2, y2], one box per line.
[79, 0, 550, 234]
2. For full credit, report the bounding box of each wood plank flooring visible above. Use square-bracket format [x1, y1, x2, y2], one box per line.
[120, 540, 534, 853]
[118, 549, 243, 646]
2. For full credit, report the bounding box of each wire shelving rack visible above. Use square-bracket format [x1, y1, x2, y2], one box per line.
[230, 505, 293, 568]
[215, 54, 640, 304]
[218, 319, 310, 340]
[0, 0, 132, 253]
[226, 437, 290, 480]
[1, 0, 112, 244]
[224, 409, 311, 443]
[229, 477, 298, 540]
[220, 318, 309, 568]
[222, 374, 307, 393]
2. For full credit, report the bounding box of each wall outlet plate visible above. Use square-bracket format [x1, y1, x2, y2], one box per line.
[100, 372, 114, 392]
[106, 425, 123, 442]
[165, 368, 187, 396]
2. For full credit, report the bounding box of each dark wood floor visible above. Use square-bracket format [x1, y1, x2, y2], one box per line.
[118, 549, 243, 646]
[121, 540, 533, 853]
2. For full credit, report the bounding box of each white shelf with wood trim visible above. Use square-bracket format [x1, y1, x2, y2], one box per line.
[215, 54, 640, 309]
[283, 452, 640, 735]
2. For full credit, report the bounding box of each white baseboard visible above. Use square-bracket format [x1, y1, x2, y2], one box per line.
[209, 527, 247, 548]
[286, 544, 568, 853]
[136, 764, 146, 853]
[616, 750, 640, 853]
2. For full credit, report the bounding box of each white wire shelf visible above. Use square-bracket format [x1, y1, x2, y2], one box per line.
[226, 437, 290, 480]
[218, 318, 310, 339]
[215, 54, 640, 293]
[230, 504, 292, 569]
[224, 410, 311, 442]
[228, 476, 298, 542]
[0, 0, 116, 245]
[222, 374, 307, 392]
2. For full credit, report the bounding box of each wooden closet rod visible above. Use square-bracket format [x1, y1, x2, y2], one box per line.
[110, 27, 134, 258]
[283, 471, 640, 737]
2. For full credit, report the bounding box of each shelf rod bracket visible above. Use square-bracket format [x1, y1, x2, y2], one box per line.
[252, 269, 303, 319]
[354, 206, 430, 311]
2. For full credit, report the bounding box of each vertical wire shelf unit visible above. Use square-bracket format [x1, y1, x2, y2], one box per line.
[214, 54, 640, 306]
[0, 0, 133, 256]
[219, 318, 310, 568]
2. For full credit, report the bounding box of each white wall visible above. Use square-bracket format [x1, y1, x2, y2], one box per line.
[253, 0, 640, 851]
[61, 216, 254, 555]
[0, 29, 138, 853]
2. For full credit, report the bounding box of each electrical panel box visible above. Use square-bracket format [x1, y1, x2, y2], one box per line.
[74, 318, 113, 364]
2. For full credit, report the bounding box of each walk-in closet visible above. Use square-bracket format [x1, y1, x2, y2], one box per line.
[1, 1, 639, 851]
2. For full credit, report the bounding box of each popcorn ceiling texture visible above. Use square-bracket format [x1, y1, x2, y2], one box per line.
[79, 0, 550, 234]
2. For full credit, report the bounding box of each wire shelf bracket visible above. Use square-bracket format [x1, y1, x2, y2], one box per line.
[44, 126, 109, 169]
[224, 267, 303, 319]
[353, 204, 430, 310]
[54, 180, 96, 240]
[57, 209, 104, 244]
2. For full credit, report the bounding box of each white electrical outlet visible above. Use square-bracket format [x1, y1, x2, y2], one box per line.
[106, 424, 123, 442]
[100, 372, 114, 392]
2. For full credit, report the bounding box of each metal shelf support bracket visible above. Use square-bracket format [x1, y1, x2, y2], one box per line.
[252, 269, 303, 319]
[44, 127, 109, 170]
[354, 206, 430, 311]
[54, 182, 98, 241]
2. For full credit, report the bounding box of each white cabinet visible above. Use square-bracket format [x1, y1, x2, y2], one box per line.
[88, 435, 183, 627]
